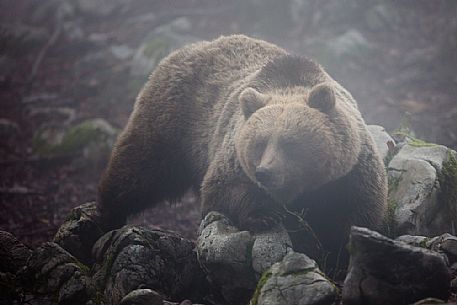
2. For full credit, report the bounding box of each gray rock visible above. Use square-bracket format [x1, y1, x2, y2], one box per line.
[0, 231, 32, 274]
[32, 118, 118, 168]
[397, 233, 457, 265]
[197, 212, 292, 304]
[196, 212, 257, 304]
[53, 202, 105, 265]
[92, 226, 208, 305]
[387, 143, 457, 236]
[130, 20, 199, 77]
[0, 118, 20, 137]
[395, 235, 429, 248]
[119, 289, 164, 305]
[0, 231, 32, 303]
[22, 92, 59, 104]
[426, 233, 457, 264]
[367, 125, 395, 161]
[410, 298, 455, 305]
[0, 23, 49, 53]
[365, 3, 400, 31]
[251, 227, 293, 275]
[28, 106, 76, 125]
[0, 55, 16, 83]
[21, 242, 94, 305]
[76, 0, 135, 17]
[251, 252, 337, 305]
[343, 227, 451, 305]
[110, 45, 135, 60]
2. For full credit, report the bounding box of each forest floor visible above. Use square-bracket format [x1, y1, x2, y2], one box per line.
[1, 0, 456, 250]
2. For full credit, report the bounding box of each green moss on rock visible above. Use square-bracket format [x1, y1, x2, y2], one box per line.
[250, 271, 272, 305]
[438, 150, 457, 233]
[32, 119, 118, 156]
[383, 198, 398, 238]
[143, 37, 169, 59]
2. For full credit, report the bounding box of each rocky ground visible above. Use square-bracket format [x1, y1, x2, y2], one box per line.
[1, 0, 457, 272]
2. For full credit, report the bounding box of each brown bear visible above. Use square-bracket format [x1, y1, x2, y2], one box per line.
[97, 34, 387, 265]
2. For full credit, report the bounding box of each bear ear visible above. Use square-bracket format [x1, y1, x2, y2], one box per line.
[240, 88, 266, 118]
[308, 83, 336, 113]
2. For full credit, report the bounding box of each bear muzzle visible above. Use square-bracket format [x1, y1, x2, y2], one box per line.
[255, 165, 286, 190]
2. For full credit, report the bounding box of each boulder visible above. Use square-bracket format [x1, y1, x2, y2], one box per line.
[76, 0, 136, 17]
[387, 142, 457, 236]
[398, 233, 457, 265]
[92, 226, 209, 305]
[343, 227, 451, 305]
[119, 289, 164, 305]
[53, 202, 105, 265]
[20, 242, 95, 305]
[0, 231, 32, 303]
[251, 251, 337, 305]
[32, 118, 118, 168]
[130, 19, 198, 77]
[367, 124, 395, 162]
[196, 212, 292, 305]
[0, 231, 32, 274]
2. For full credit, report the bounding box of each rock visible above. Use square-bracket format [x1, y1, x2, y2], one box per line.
[343, 227, 451, 305]
[0, 231, 32, 303]
[396, 235, 429, 248]
[411, 298, 456, 305]
[251, 251, 337, 305]
[22, 92, 60, 104]
[251, 227, 293, 275]
[0, 231, 32, 274]
[53, 202, 105, 265]
[76, 0, 135, 17]
[196, 212, 258, 304]
[387, 142, 457, 236]
[397, 233, 457, 265]
[426, 233, 457, 265]
[0, 118, 20, 137]
[32, 118, 118, 167]
[0, 55, 16, 83]
[119, 289, 164, 305]
[110, 45, 135, 60]
[365, 3, 399, 31]
[28, 106, 76, 125]
[0, 23, 49, 54]
[130, 20, 199, 77]
[311, 29, 374, 66]
[92, 226, 208, 305]
[367, 125, 395, 161]
[330, 29, 373, 58]
[197, 212, 292, 304]
[29, 0, 76, 23]
[21, 242, 95, 305]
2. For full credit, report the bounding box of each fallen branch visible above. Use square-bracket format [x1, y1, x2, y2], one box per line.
[27, 21, 62, 85]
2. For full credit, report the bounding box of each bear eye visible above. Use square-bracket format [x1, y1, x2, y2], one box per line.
[279, 138, 301, 156]
[253, 139, 267, 164]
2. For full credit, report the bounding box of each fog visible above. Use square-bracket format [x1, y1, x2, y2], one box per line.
[1, 0, 456, 245]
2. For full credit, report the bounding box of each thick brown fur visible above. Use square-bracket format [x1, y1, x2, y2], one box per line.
[97, 35, 387, 264]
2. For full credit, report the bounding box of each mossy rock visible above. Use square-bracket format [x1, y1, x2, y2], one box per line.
[33, 118, 118, 157]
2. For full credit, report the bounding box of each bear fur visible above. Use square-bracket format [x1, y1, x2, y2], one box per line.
[97, 35, 387, 263]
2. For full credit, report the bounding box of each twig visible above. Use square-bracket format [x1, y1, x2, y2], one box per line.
[282, 205, 324, 253]
[27, 21, 62, 85]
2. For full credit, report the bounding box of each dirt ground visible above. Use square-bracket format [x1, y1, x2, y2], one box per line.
[1, 0, 456, 249]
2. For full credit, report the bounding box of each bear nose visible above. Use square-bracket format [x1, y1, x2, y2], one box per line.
[255, 166, 272, 186]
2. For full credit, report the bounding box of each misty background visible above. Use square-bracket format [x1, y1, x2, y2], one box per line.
[1, 0, 456, 246]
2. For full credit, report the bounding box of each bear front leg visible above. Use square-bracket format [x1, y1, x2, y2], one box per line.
[97, 107, 190, 230]
[201, 176, 283, 232]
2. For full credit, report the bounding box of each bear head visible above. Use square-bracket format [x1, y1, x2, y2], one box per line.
[235, 83, 362, 204]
